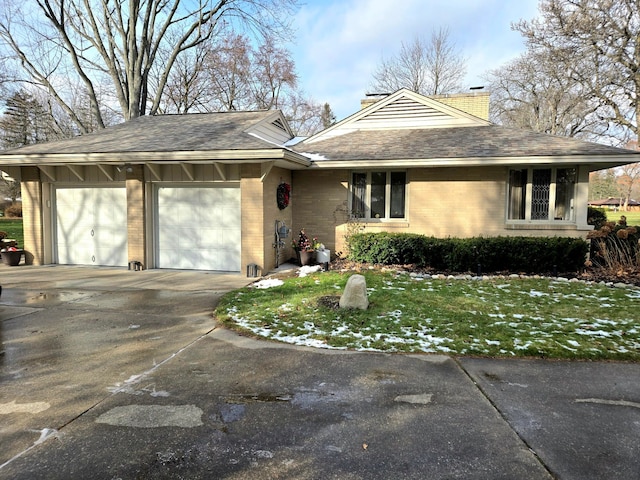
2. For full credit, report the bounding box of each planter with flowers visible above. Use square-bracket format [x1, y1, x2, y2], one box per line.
[292, 229, 321, 266]
[2, 246, 23, 266]
[0, 231, 22, 266]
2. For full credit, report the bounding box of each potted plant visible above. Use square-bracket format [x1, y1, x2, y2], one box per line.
[292, 229, 319, 266]
[2, 246, 23, 266]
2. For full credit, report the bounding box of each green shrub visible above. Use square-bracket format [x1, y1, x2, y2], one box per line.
[587, 207, 607, 229]
[348, 233, 588, 274]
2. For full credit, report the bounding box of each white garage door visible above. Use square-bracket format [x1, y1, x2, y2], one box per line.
[156, 185, 241, 271]
[55, 187, 128, 266]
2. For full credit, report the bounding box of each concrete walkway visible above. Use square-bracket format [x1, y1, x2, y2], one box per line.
[1, 265, 639, 479]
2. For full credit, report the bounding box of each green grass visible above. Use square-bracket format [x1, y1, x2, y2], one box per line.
[0, 218, 24, 246]
[603, 209, 640, 225]
[216, 270, 640, 361]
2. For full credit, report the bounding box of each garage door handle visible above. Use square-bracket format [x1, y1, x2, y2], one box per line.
[91, 229, 94, 237]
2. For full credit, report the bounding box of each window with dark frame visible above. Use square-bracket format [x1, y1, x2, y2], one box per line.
[507, 167, 576, 222]
[350, 171, 407, 220]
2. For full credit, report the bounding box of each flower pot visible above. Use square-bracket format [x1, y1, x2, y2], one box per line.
[299, 250, 315, 266]
[316, 249, 330, 264]
[2, 249, 23, 266]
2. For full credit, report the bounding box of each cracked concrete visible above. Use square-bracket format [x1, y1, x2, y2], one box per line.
[1, 266, 639, 479]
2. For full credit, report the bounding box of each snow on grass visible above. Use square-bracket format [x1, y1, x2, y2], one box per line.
[218, 271, 640, 360]
[252, 278, 284, 289]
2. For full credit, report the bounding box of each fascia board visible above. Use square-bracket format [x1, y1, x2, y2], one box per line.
[309, 154, 640, 169]
[0, 149, 312, 167]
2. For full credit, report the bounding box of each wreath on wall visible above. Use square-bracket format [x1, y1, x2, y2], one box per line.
[277, 182, 291, 210]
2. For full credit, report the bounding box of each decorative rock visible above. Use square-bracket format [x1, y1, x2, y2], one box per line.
[339, 274, 369, 310]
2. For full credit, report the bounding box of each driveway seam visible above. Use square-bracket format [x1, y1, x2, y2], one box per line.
[452, 356, 558, 479]
[0, 321, 216, 472]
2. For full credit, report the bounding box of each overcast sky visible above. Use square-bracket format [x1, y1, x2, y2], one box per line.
[290, 0, 541, 120]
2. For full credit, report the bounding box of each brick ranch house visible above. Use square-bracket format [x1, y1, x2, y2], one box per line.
[0, 88, 638, 273]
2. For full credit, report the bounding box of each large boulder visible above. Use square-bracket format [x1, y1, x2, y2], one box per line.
[339, 274, 369, 310]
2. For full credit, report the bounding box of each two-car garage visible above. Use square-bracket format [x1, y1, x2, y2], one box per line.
[54, 184, 241, 271]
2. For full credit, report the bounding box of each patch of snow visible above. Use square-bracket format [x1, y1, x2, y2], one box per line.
[298, 265, 322, 277]
[253, 278, 284, 289]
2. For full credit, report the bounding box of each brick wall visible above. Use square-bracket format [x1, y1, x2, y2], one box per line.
[241, 164, 264, 272]
[126, 165, 146, 267]
[20, 166, 43, 265]
[263, 167, 292, 271]
[292, 169, 350, 256]
[293, 166, 585, 259]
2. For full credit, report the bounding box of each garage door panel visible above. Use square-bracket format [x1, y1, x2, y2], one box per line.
[55, 187, 128, 267]
[156, 186, 240, 271]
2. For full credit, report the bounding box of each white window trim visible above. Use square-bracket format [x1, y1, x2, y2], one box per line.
[350, 170, 408, 222]
[506, 166, 577, 224]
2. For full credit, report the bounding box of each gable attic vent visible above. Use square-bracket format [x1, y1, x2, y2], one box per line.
[271, 118, 287, 132]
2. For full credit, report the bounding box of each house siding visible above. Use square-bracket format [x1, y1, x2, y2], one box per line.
[20, 166, 44, 265]
[241, 164, 264, 272]
[292, 170, 350, 256]
[263, 167, 293, 270]
[127, 165, 146, 268]
[293, 166, 590, 260]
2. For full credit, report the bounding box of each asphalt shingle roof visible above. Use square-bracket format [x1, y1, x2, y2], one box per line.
[294, 125, 637, 160]
[2, 111, 281, 155]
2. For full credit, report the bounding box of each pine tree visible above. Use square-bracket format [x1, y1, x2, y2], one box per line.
[321, 103, 336, 129]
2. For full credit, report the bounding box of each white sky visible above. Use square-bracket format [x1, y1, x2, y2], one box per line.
[290, 0, 541, 120]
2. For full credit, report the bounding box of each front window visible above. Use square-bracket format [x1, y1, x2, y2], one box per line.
[508, 167, 576, 222]
[351, 171, 407, 220]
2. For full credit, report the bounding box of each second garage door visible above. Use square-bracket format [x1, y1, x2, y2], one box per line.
[156, 185, 241, 271]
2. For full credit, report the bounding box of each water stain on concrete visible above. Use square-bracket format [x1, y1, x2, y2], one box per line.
[96, 405, 203, 428]
[394, 393, 433, 405]
[0, 400, 50, 414]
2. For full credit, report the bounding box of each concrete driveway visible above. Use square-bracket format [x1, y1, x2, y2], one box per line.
[1, 265, 639, 479]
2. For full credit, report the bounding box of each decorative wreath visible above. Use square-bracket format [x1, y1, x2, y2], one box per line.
[277, 182, 291, 210]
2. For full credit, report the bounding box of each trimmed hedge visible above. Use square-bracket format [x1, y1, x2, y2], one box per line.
[348, 233, 589, 274]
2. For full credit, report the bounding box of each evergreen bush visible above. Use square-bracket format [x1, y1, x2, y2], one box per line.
[348, 233, 588, 274]
[587, 207, 607, 230]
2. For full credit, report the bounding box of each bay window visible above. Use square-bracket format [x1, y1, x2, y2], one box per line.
[351, 171, 407, 220]
[508, 167, 576, 222]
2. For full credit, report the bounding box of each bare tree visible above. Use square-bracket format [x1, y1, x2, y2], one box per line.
[283, 92, 327, 136]
[485, 48, 605, 139]
[371, 27, 466, 95]
[158, 43, 213, 114]
[617, 164, 640, 210]
[0, 0, 298, 132]
[207, 33, 253, 111]
[252, 35, 297, 109]
[514, 0, 640, 144]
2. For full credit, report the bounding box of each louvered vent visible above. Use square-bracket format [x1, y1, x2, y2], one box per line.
[271, 118, 287, 132]
[355, 97, 456, 129]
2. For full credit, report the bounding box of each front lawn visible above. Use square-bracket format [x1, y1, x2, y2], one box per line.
[0, 218, 23, 246]
[216, 269, 640, 361]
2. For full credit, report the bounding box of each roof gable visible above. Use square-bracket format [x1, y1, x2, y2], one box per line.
[303, 88, 490, 144]
[245, 110, 294, 146]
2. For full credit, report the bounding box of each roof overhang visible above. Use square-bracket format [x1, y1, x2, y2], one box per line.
[307, 154, 639, 169]
[0, 148, 312, 170]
